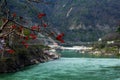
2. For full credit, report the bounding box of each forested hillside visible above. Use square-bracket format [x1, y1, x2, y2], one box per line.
[6, 0, 120, 42]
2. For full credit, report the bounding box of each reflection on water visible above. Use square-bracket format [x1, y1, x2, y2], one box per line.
[0, 58, 120, 80]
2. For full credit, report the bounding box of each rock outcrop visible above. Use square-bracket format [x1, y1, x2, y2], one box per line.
[0, 47, 60, 73]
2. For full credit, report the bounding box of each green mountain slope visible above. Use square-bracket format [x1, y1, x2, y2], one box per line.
[50, 0, 120, 42]
[5, 0, 120, 42]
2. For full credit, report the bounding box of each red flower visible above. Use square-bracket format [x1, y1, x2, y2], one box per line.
[61, 33, 64, 36]
[38, 25, 41, 31]
[21, 41, 26, 45]
[25, 36, 29, 40]
[56, 33, 65, 43]
[43, 23, 47, 28]
[11, 25, 16, 29]
[38, 13, 46, 19]
[60, 39, 65, 43]
[7, 49, 15, 54]
[31, 26, 38, 30]
[19, 26, 23, 32]
[56, 36, 62, 40]
[21, 41, 29, 48]
[30, 34, 37, 39]
[56, 33, 63, 39]
[56, 37, 65, 43]
[12, 13, 16, 17]
[20, 36, 24, 39]
[24, 43, 29, 48]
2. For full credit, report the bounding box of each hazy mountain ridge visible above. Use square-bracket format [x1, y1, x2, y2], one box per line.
[50, 0, 120, 42]
[6, 0, 120, 42]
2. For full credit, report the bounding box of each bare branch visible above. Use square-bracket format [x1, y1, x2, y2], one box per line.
[0, 19, 9, 31]
[0, 28, 15, 37]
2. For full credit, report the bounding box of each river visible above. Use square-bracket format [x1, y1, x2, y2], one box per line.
[0, 50, 120, 80]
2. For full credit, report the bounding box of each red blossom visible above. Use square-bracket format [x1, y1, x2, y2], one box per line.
[56, 33, 65, 43]
[61, 33, 64, 36]
[19, 26, 23, 32]
[7, 49, 15, 54]
[21, 41, 29, 48]
[31, 26, 38, 30]
[59, 39, 65, 43]
[11, 25, 16, 29]
[60, 39, 64, 43]
[58, 33, 64, 37]
[25, 36, 29, 40]
[24, 43, 29, 48]
[30, 34, 37, 39]
[56, 36, 61, 40]
[43, 23, 47, 28]
[38, 13, 46, 19]
[56, 37, 64, 43]
[20, 36, 24, 39]
[21, 41, 26, 45]
[12, 13, 16, 17]
[56, 34, 63, 39]
[38, 25, 41, 30]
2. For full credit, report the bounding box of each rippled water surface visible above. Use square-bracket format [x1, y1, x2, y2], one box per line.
[0, 58, 120, 80]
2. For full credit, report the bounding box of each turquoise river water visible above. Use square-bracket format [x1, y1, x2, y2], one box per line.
[0, 50, 120, 80]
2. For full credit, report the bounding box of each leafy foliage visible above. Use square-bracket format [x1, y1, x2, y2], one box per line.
[0, 0, 64, 60]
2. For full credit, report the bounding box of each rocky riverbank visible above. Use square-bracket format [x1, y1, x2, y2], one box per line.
[0, 46, 60, 73]
[58, 46, 120, 58]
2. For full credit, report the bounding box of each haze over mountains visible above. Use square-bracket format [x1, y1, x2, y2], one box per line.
[7, 0, 120, 42]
